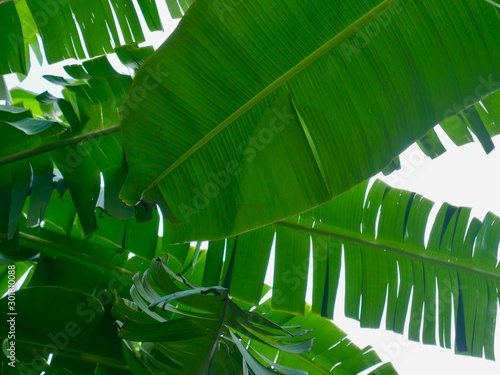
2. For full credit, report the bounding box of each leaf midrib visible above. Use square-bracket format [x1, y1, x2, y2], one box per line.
[19, 231, 135, 277]
[198, 299, 229, 374]
[144, 0, 399, 193]
[277, 219, 500, 282]
[0, 125, 120, 167]
[15, 340, 129, 370]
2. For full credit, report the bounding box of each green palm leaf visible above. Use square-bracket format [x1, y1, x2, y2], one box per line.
[0, 55, 138, 242]
[0, 0, 184, 73]
[174, 179, 500, 359]
[383, 88, 500, 175]
[120, 0, 500, 242]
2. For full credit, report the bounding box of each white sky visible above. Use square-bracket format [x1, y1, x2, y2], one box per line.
[4, 4, 500, 374]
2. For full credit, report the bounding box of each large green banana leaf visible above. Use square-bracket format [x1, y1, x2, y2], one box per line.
[165, 179, 500, 360]
[120, 0, 500, 243]
[2, 45, 498, 244]
[1, 75, 497, 245]
[0, 0, 187, 73]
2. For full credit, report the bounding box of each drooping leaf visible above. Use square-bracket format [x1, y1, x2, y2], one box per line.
[190, 179, 500, 359]
[115, 257, 393, 374]
[0, 56, 144, 238]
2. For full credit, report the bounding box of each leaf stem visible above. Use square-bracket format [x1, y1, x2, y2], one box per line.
[0, 125, 120, 167]
[19, 231, 135, 278]
[277, 219, 500, 282]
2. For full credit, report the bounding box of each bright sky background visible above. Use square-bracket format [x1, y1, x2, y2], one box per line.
[4, 4, 500, 374]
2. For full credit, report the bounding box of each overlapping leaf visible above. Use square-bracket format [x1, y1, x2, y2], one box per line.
[384, 88, 500, 174]
[0, 186, 168, 373]
[0, 0, 186, 74]
[114, 257, 395, 374]
[174, 180, 500, 359]
[0, 53, 151, 244]
[120, 0, 500, 243]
